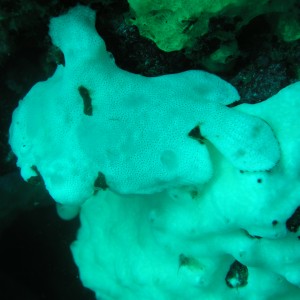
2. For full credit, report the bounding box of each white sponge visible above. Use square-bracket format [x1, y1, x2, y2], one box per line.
[71, 83, 300, 300]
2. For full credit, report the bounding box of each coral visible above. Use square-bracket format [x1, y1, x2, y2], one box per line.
[127, 0, 296, 52]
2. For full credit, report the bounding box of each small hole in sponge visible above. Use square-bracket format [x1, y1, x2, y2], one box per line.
[160, 150, 178, 170]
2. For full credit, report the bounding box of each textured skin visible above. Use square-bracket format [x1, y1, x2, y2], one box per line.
[9, 6, 279, 205]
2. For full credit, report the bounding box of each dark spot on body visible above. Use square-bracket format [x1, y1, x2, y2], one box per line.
[225, 260, 248, 288]
[188, 125, 205, 144]
[78, 85, 93, 116]
[94, 171, 108, 194]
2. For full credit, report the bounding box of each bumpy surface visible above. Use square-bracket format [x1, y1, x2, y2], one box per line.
[72, 83, 300, 300]
[9, 5, 279, 205]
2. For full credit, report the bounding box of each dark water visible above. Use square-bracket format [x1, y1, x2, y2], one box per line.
[0, 174, 95, 300]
